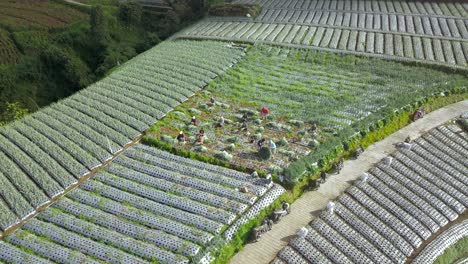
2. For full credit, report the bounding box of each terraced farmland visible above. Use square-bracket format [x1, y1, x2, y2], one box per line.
[176, 0, 468, 68]
[235, 0, 467, 16]
[0, 1, 87, 31]
[273, 121, 468, 264]
[0, 145, 285, 264]
[207, 45, 466, 130]
[0, 40, 245, 234]
[413, 220, 468, 264]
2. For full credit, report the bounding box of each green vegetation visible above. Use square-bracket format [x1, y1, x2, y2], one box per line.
[0, 29, 20, 64]
[209, 3, 262, 17]
[206, 45, 468, 183]
[189, 92, 467, 264]
[434, 236, 468, 264]
[146, 45, 467, 186]
[0, 0, 207, 125]
[146, 88, 311, 173]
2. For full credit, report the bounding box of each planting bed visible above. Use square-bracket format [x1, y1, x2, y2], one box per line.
[176, 0, 468, 68]
[145, 44, 467, 181]
[273, 120, 468, 264]
[0, 145, 285, 264]
[0, 1, 87, 31]
[147, 89, 312, 173]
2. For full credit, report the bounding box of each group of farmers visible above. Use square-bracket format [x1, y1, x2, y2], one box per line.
[176, 104, 274, 152]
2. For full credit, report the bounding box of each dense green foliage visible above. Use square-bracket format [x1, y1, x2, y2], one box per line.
[434, 236, 468, 264]
[0, 0, 208, 125]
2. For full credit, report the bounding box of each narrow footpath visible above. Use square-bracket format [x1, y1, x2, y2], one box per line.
[63, 0, 90, 7]
[230, 100, 468, 264]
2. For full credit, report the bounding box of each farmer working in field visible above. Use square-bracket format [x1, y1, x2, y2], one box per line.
[269, 139, 276, 154]
[261, 106, 269, 119]
[191, 116, 197, 126]
[257, 138, 266, 148]
[177, 131, 186, 143]
[240, 121, 248, 132]
[217, 115, 225, 128]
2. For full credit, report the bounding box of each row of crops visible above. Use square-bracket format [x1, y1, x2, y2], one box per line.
[249, 10, 468, 39]
[0, 145, 285, 264]
[179, 0, 467, 68]
[234, 0, 467, 18]
[178, 21, 467, 68]
[206, 45, 467, 130]
[273, 122, 468, 264]
[0, 40, 245, 233]
[0, 1, 87, 31]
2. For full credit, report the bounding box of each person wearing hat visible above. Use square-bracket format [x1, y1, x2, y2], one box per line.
[191, 116, 197, 126]
[177, 131, 186, 143]
[216, 115, 225, 128]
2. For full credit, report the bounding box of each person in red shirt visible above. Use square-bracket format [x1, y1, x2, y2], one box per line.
[261, 106, 269, 119]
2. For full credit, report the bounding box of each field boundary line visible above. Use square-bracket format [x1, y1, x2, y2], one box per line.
[203, 19, 468, 42]
[174, 35, 468, 71]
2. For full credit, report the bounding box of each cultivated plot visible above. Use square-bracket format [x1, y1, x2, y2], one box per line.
[0, 145, 285, 264]
[0, 40, 245, 234]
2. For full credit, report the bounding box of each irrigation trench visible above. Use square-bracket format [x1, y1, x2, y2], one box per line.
[230, 99, 468, 264]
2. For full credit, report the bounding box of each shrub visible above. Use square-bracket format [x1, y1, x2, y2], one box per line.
[191, 146, 208, 153]
[265, 122, 280, 129]
[278, 149, 295, 158]
[214, 151, 233, 161]
[225, 143, 235, 152]
[308, 139, 320, 148]
[172, 111, 186, 119]
[239, 108, 257, 116]
[268, 165, 283, 174]
[226, 136, 240, 144]
[253, 133, 262, 140]
[459, 119, 468, 132]
[161, 135, 176, 144]
[288, 119, 304, 127]
[189, 108, 201, 115]
[188, 135, 196, 144]
[276, 137, 288, 147]
[217, 102, 230, 109]
[258, 146, 271, 160]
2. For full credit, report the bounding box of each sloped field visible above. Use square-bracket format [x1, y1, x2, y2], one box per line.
[273, 121, 468, 264]
[176, 0, 468, 68]
[0, 40, 245, 234]
[0, 145, 285, 263]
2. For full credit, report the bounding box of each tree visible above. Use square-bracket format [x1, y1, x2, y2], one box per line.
[0, 65, 17, 101]
[159, 10, 180, 38]
[90, 5, 109, 45]
[0, 102, 29, 125]
[118, 2, 143, 26]
[40, 45, 91, 93]
[172, 0, 193, 20]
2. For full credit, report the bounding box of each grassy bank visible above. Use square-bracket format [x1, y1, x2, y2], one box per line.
[434, 236, 468, 264]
